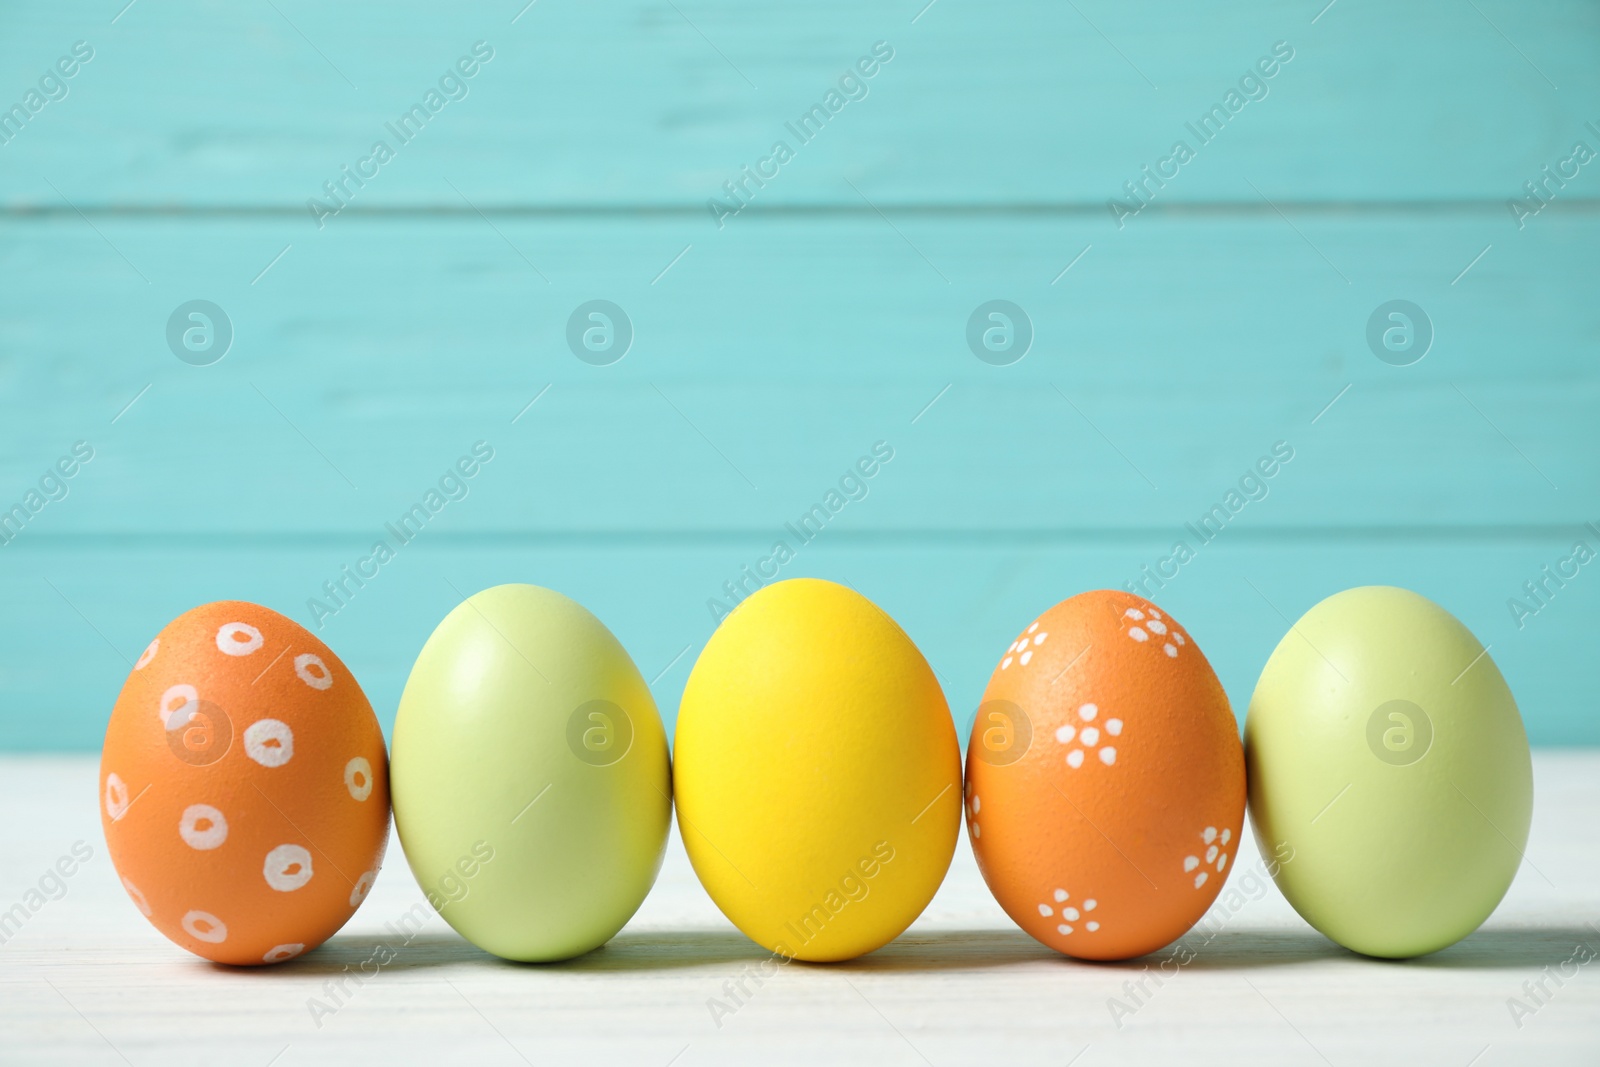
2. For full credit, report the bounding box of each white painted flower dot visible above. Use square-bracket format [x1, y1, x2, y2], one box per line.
[1164, 644, 1178, 657]
[182, 910, 227, 944]
[1087, 921, 1100, 932]
[135, 639, 159, 670]
[972, 823, 980, 839]
[264, 844, 314, 892]
[1206, 844, 1219, 863]
[1063, 907, 1080, 921]
[1146, 620, 1167, 636]
[344, 756, 374, 801]
[122, 877, 152, 917]
[1128, 627, 1148, 642]
[244, 719, 294, 768]
[1038, 903, 1052, 917]
[1174, 633, 1186, 646]
[1020, 650, 1033, 665]
[1079, 727, 1099, 747]
[1202, 827, 1218, 844]
[263, 944, 305, 963]
[104, 773, 130, 821]
[1034, 632, 1047, 645]
[349, 869, 377, 908]
[1184, 855, 1199, 872]
[1058, 923, 1074, 935]
[1106, 718, 1123, 736]
[1001, 656, 1013, 670]
[1027, 622, 1038, 634]
[1053, 888, 1069, 903]
[1078, 703, 1097, 721]
[215, 622, 264, 657]
[1084, 899, 1096, 911]
[294, 653, 333, 690]
[1220, 828, 1231, 845]
[179, 804, 228, 850]
[1217, 853, 1228, 872]
[1149, 608, 1162, 619]
[1099, 747, 1116, 765]
[1066, 749, 1085, 769]
[1194, 872, 1208, 889]
[972, 796, 980, 814]
[159, 684, 198, 729]
[1055, 724, 1076, 744]
[1124, 608, 1145, 621]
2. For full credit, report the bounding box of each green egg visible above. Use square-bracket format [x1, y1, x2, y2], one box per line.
[391, 584, 671, 961]
[1245, 585, 1532, 958]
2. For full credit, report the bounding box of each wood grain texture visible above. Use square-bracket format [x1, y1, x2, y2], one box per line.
[0, 3, 1596, 748]
[4, 537, 1598, 750]
[2, 1, 1598, 206]
[1, 215, 1595, 533]
[1, 754, 1597, 1064]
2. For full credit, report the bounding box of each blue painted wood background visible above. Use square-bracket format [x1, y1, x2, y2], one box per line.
[2, 1, 1597, 749]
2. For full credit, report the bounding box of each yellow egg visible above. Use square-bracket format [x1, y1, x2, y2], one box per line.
[674, 578, 961, 962]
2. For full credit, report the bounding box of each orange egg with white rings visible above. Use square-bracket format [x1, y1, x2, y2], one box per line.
[100, 602, 390, 966]
[964, 590, 1246, 961]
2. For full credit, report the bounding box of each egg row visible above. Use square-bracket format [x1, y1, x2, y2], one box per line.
[99, 580, 1531, 966]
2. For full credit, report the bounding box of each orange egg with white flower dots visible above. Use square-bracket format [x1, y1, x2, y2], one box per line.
[964, 589, 1245, 961]
[99, 601, 389, 965]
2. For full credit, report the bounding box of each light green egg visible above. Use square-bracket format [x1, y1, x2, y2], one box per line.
[391, 584, 671, 961]
[1245, 585, 1532, 958]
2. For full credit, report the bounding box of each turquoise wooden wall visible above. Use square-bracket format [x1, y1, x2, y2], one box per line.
[2, 2, 1597, 749]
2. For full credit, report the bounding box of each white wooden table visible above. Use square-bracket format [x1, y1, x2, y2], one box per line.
[2, 753, 1596, 1065]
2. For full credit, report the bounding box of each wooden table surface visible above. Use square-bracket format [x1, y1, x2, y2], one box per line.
[1, 751, 1596, 1065]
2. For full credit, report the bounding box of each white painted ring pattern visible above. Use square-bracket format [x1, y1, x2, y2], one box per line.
[215, 622, 264, 657]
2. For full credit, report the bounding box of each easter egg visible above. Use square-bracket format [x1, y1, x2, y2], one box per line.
[1245, 585, 1532, 957]
[965, 590, 1244, 961]
[99, 602, 389, 965]
[674, 578, 961, 962]
[391, 584, 670, 962]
